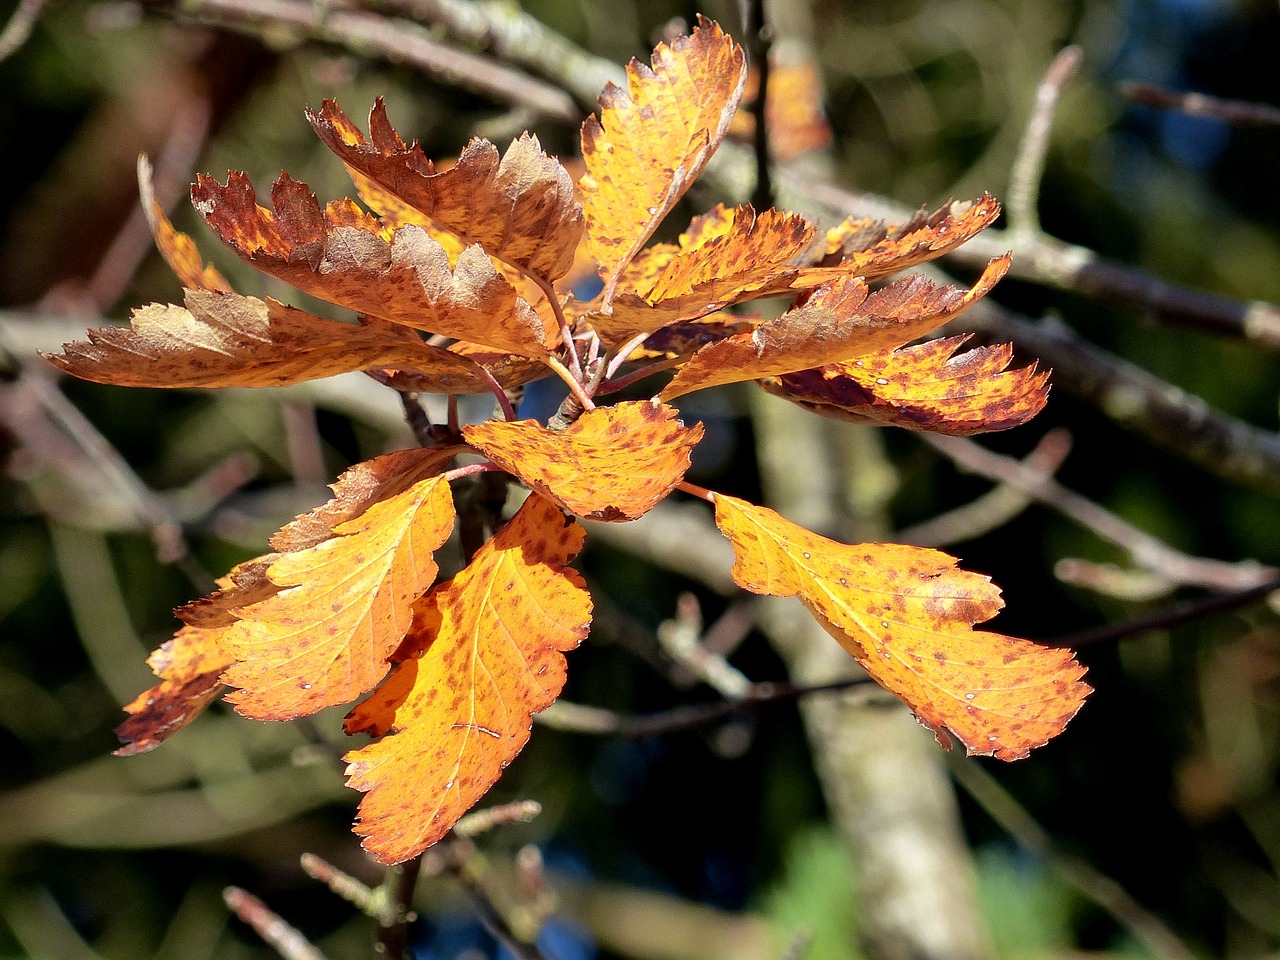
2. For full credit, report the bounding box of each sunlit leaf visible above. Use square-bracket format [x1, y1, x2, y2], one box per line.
[344, 492, 591, 863]
[464, 401, 702, 521]
[713, 494, 1090, 759]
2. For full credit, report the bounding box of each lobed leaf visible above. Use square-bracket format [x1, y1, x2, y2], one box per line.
[191, 171, 555, 356]
[344, 492, 591, 863]
[138, 156, 232, 293]
[659, 255, 1010, 400]
[580, 15, 746, 305]
[46, 290, 495, 392]
[463, 401, 702, 522]
[760, 336, 1050, 435]
[221, 448, 459, 720]
[114, 625, 234, 756]
[713, 494, 1090, 759]
[310, 99, 584, 281]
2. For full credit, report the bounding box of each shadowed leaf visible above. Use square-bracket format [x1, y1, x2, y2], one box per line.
[581, 15, 746, 305]
[344, 493, 591, 863]
[464, 401, 702, 521]
[713, 494, 1090, 759]
[310, 99, 584, 282]
[761, 336, 1050, 435]
[659, 255, 1010, 400]
[191, 171, 555, 356]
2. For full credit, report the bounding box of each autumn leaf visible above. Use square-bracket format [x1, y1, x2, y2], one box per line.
[658, 255, 1011, 401]
[137, 156, 231, 293]
[45, 289, 497, 392]
[760, 336, 1050, 435]
[221, 448, 458, 720]
[191, 171, 555, 356]
[310, 99, 584, 282]
[585, 204, 815, 341]
[581, 15, 747, 305]
[114, 625, 234, 756]
[344, 492, 591, 863]
[463, 401, 703, 521]
[712, 494, 1089, 759]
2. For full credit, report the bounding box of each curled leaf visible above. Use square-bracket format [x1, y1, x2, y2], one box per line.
[761, 336, 1050, 435]
[713, 494, 1090, 759]
[344, 493, 591, 863]
[310, 99, 584, 281]
[581, 15, 747, 304]
[464, 401, 702, 521]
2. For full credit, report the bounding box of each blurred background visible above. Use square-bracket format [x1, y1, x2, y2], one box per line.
[2, 0, 1280, 958]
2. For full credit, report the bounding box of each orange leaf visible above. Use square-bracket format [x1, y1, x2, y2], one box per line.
[712, 494, 1090, 759]
[344, 492, 591, 863]
[114, 624, 233, 756]
[585, 204, 815, 341]
[45, 290, 496, 392]
[815, 195, 1003, 281]
[137, 156, 231, 293]
[463, 401, 702, 521]
[580, 16, 746, 305]
[659, 255, 1010, 401]
[221, 448, 458, 720]
[761, 336, 1050, 435]
[310, 99, 584, 282]
[191, 172, 555, 356]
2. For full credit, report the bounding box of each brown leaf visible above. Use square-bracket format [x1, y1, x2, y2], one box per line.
[580, 16, 746, 305]
[137, 156, 231, 293]
[713, 494, 1090, 759]
[344, 492, 591, 863]
[310, 99, 584, 282]
[45, 290, 496, 392]
[464, 401, 702, 522]
[585, 204, 815, 341]
[114, 625, 233, 756]
[761, 336, 1050, 435]
[659, 255, 1010, 400]
[221, 449, 458, 720]
[191, 171, 555, 356]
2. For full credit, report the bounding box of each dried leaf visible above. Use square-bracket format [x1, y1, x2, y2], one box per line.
[191, 171, 555, 356]
[114, 625, 232, 756]
[580, 15, 746, 304]
[464, 401, 702, 521]
[221, 449, 458, 720]
[713, 494, 1090, 759]
[310, 99, 584, 281]
[45, 290, 494, 392]
[344, 492, 591, 863]
[761, 336, 1050, 435]
[659, 255, 1010, 400]
[138, 156, 231, 293]
[587, 204, 815, 341]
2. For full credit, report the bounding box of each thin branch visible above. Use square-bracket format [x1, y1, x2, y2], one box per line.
[946, 755, 1197, 960]
[1047, 576, 1280, 649]
[397, 391, 435, 447]
[1119, 81, 1280, 127]
[1006, 46, 1082, 238]
[441, 839, 549, 960]
[300, 853, 384, 920]
[377, 858, 423, 960]
[223, 887, 330, 960]
[454, 800, 543, 838]
[897, 428, 1073, 547]
[0, 0, 47, 62]
[742, 0, 774, 212]
[921, 432, 1276, 591]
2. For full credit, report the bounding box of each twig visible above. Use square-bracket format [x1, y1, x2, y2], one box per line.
[455, 800, 544, 838]
[397, 391, 435, 447]
[442, 839, 549, 960]
[377, 857, 423, 960]
[0, 0, 47, 62]
[223, 887, 330, 960]
[1120, 81, 1280, 127]
[897, 428, 1073, 547]
[1006, 47, 1082, 238]
[657, 593, 754, 698]
[946, 755, 1197, 960]
[300, 853, 383, 920]
[1047, 575, 1280, 649]
[921, 432, 1275, 591]
[145, 0, 581, 123]
[535, 676, 879, 739]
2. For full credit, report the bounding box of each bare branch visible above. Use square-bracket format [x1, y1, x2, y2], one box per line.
[223, 887, 330, 960]
[1007, 46, 1082, 238]
[1120, 81, 1280, 127]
